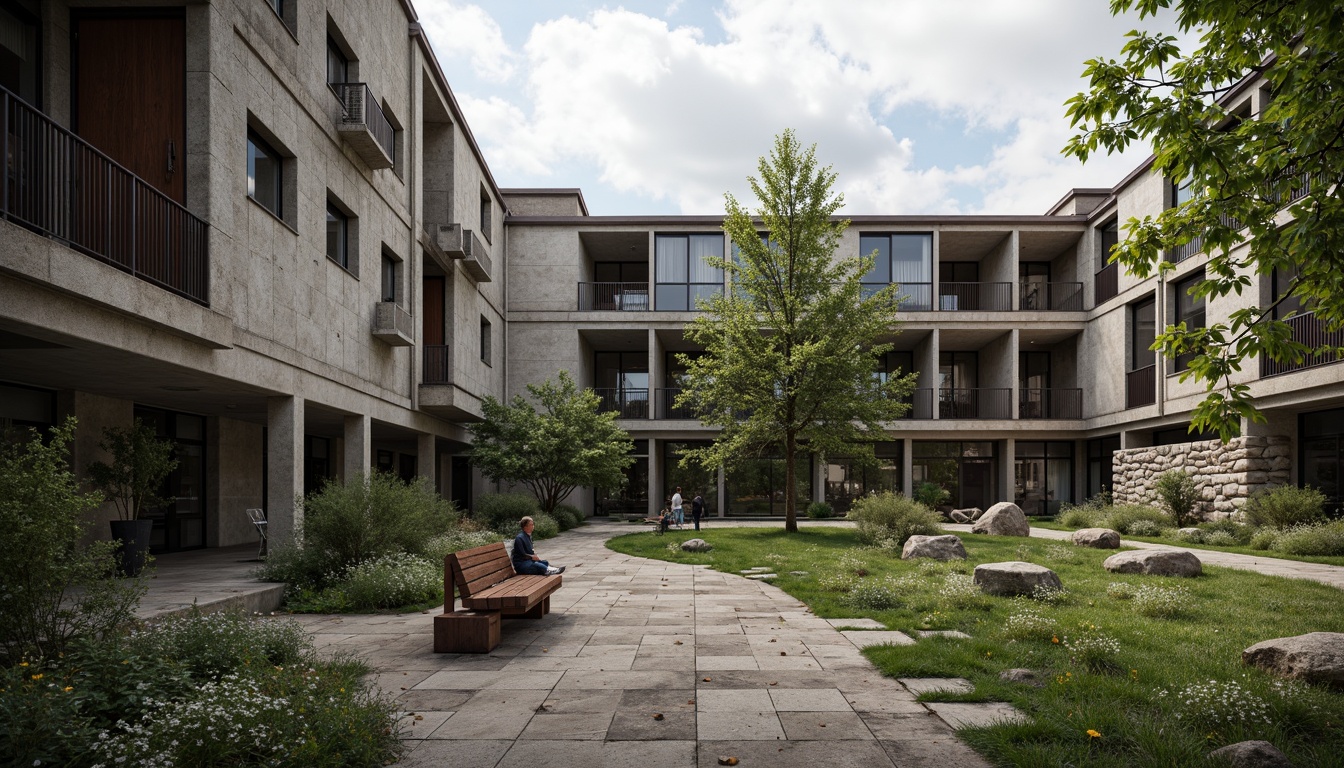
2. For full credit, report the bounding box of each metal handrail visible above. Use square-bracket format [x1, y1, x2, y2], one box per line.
[423, 345, 451, 384]
[1260, 310, 1344, 378]
[937, 388, 1012, 419]
[1020, 282, 1084, 311]
[332, 82, 395, 162]
[1019, 388, 1083, 419]
[578, 282, 651, 311]
[1095, 263, 1119, 305]
[594, 387, 650, 419]
[1126, 365, 1156, 409]
[937, 282, 1012, 311]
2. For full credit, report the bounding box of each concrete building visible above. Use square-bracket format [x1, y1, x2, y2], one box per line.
[0, 1, 1339, 557]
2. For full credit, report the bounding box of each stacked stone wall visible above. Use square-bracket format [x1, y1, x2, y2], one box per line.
[1112, 436, 1291, 519]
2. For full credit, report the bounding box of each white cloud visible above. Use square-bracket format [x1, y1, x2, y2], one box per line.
[418, 2, 517, 83]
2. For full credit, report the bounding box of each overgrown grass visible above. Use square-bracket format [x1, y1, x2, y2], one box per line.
[1032, 520, 1344, 567]
[606, 527, 1344, 767]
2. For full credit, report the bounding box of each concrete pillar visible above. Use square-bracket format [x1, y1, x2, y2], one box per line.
[1002, 438, 1016, 505]
[716, 466, 726, 518]
[418, 432, 436, 488]
[813, 454, 826, 504]
[902, 437, 914, 497]
[343, 414, 370, 482]
[648, 437, 662, 516]
[266, 395, 304, 545]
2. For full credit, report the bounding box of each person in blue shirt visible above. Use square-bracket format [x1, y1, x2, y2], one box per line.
[511, 516, 564, 576]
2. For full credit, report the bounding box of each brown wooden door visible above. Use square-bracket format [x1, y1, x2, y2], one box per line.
[423, 276, 445, 345]
[73, 13, 186, 204]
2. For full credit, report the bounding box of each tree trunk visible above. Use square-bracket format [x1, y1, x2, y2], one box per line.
[784, 432, 798, 533]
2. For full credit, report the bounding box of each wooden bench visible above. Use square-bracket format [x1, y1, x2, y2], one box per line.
[433, 541, 562, 653]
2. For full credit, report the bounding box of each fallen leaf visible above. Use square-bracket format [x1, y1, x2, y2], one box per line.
[414, 715, 423, 721]
[818, 723, 826, 727]
[542, 648, 549, 653]
[780, 652, 787, 656]
[769, 681, 778, 686]
[673, 640, 683, 645]
[688, 699, 696, 705]
[652, 713, 664, 721]
[703, 677, 712, 682]
[769, 638, 776, 643]
[718, 757, 739, 766]
[400, 687, 407, 691]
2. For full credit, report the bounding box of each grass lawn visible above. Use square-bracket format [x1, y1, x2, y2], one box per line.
[1030, 520, 1344, 567]
[607, 527, 1344, 767]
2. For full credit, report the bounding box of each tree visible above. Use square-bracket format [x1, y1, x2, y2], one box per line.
[677, 130, 915, 533]
[468, 371, 634, 516]
[87, 419, 178, 521]
[1064, 0, 1344, 441]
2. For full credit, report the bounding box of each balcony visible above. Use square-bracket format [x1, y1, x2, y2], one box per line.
[1020, 282, 1083, 311]
[423, 345, 451, 384]
[332, 83, 394, 170]
[938, 388, 1012, 419]
[1095, 263, 1119, 304]
[578, 282, 651, 311]
[902, 389, 936, 420]
[938, 282, 1011, 311]
[595, 388, 649, 419]
[371, 301, 414, 346]
[1126, 365, 1156, 409]
[1, 90, 209, 304]
[656, 387, 698, 419]
[1019, 388, 1083, 419]
[1260, 311, 1344, 378]
[461, 228, 492, 282]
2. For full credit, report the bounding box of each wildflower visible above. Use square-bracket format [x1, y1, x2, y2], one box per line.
[1087, 729, 1101, 739]
[31, 673, 42, 681]
[1052, 635, 1059, 644]
[64, 686, 73, 692]
[1130, 669, 1139, 681]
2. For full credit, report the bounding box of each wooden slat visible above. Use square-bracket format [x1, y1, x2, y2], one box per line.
[453, 542, 508, 567]
[458, 561, 514, 595]
[462, 574, 560, 612]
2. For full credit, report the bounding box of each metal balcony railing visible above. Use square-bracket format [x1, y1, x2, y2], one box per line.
[938, 282, 1012, 311]
[422, 345, 451, 384]
[1126, 365, 1156, 409]
[2, 89, 209, 304]
[938, 388, 1012, 419]
[1260, 311, 1344, 378]
[898, 388, 935, 420]
[1019, 388, 1083, 419]
[1020, 282, 1084, 311]
[332, 82, 395, 169]
[656, 387, 697, 419]
[578, 282, 651, 311]
[1095, 263, 1119, 305]
[461, 228, 491, 281]
[595, 388, 649, 419]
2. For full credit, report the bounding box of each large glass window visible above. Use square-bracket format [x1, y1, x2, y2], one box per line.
[1014, 441, 1073, 517]
[134, 407, 207, 553]
[381, 252, 398, 303]
[326, 36, 348, 87]
[1271, 263, 1306, 320]
[595, 351, 649, 418]
[725, 450, 812, 517]
[1086, 435, 1120, 499]
[247, 131, 283, 218]
[0, 4, 40, 106]
[1131, 296, 1156, 370]
[597, 440, 649, 517]
[1173, 272, 1205, 370]
[1301, 409, 1344, 517]
[825, 442, 902, 513]
[912, 441, 996, 511]
[938, 351, 978, 418]
[655, 234, 723, 310]
[1099, 218, 1119, 272]
[326, 201, 348, 268]
[861, 233, 933, 310]
[664, 441, 718, 516]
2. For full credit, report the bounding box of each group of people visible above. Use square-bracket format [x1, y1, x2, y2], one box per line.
[659, 486, 705, 533]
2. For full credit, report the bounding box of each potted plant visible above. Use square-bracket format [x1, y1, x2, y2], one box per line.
[87, 419, 178, 576]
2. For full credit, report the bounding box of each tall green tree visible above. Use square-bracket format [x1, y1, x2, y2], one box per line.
[468, 371, 634, 516]
[677, 130, 915, 533]
[1064, 0, 1344, 440]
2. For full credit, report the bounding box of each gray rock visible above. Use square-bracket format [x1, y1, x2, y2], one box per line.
[973, 561, 1062, 596]
[1179, 527, 1202, 537]
[1103, 550, 1202, 577]
[1071, 528, 1121, 549]
[948, 510, 970, 523]
[998, 668, 1043, 687]
[1243, 632, 1344, 688]
[681, 538, 712, 552]
[901, 534, 967, 561]
[971, 502, 1031, 536]
[1207, 740, 1294, 768]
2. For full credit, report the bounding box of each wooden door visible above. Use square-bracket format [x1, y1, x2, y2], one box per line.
[423, 276, 445, 344]
[73, 13, 186, 204]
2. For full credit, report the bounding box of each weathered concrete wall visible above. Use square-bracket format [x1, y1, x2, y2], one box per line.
[1112, 436, 1291, 518]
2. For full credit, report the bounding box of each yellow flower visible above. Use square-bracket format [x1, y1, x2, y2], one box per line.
[985, 652, 992, 658]
[31, 673, 43, 681]
[1130, 669, 1139, 681]
[1087, 729, 1102, 739]
[1052, 635, 1060, 644]
[64, 686, 73, 692]
[18, 662, 28, 667]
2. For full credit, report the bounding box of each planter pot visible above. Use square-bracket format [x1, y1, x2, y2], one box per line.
[109, 519, 153, 576]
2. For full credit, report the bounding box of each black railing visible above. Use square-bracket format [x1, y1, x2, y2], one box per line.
[938, 282, 1012, 311]
[1020, 282, 1084, 311]
[656, 387, 697, 419]
[1269, 167, 1311, 206]
[3, 90, 209, 304]
[332, 82, 395, 162]
[1126, 365, 1156, 409]
[578, 282, 651, 311]
[938, 388, 1012, 419]
[423, 345, 451, 384]
[1019, 388, 1083, 419]
[1095, 263, 1119, 304]
[1260, 311, 1344, 378]
[595, 388, 649, 419]
[1168, 212, 1242, 264]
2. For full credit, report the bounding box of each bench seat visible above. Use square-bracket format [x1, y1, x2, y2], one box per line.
[434, 541, 562, 653]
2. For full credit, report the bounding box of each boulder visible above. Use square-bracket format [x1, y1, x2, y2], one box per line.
[998, 668, 1043, 688]
[1102, 550, 1202, 577]
[1242, 632, 1344, 687]
[973, 561, 1062, 597]
[681, 538, 713, 552]
[1207, 740, 1295, 768]
[901, 534, 967, 561]
[948, 510, 970, 523]
[1071, 528, 1121, 549]
[971, 502, 1030, 537]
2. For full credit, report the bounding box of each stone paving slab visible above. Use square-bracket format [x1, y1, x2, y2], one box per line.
[900, 677, 976, 695]
[840, 629, 917, 648]
[826, 617, 886, 629]
[926, 702, 1030, 729]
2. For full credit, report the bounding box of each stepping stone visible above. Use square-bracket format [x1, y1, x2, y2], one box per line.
[899, 677, 974, 695]
[916, 630, 970, 640]
[788, 571, 810, 576]
[926, 701, 1028, 729]
[841, 630, 915, 649]
[826, 618, 885, 630]
[745, 573, 777, 580]
[740, 567, 771, 573]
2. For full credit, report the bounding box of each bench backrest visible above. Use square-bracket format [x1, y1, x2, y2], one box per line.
[447, 542, 516, 599]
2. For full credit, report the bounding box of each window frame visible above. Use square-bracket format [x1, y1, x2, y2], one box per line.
[1130, 296, 1157, 371]
[859, 232, 933, 310]
[1173, 271, 1206, 371]
[654, 233, 724, 311]
[326, 34, 349, 89]
[325, 200, 349, 269]
[381, 251, 399, 304]
[479, 316, 492, 366]
[247, 129, 284, 219]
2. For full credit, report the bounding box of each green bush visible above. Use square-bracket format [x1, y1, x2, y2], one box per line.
[1126, 519, 1165, 537]
[1197, 518, 1254, 545]
[553, 503, 585, 530]
[475, 492, 539, 533]
[424, 529, 504, 563]
[532, 513, 561, 540]
[129, 609, 310, 680]
[847, 491, 944, 545]
[337, 553, 442, 610]
[0, 418, 146, 665]
[1270, 520, 1344, 556]
[1250, 528, 1279, 550]
[0, 657, 100, 767]
[913, 482, 951, 510]
[1058, 494, 1110, 528]
[1243, 485, 1327, 529]
[1102, 504, 1173, 534]
[1154, 469, 1201, 528]
[806, 502, 834, 519]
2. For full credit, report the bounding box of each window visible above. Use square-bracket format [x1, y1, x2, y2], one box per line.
[860, 233, 932, 310]
[1173, 272, 1205, 370]
[326, 35, 348, 88]
[911, 441, 996, 510]
[479, 316, 492, 366]
[0, 4, 41, 107]
[1171, 176, 1196, 208]
[1099, 218, 1119, 271]
[326, 201, 348, 268]
[1271, 263, 1306, 320]
[595, 351, 649, 418]
[266, 0, 295, 33]
[654, 234, 723, 311]
[381, 252, 398, 303]
[938, 351, 980, 418]
[1131, 296, 1156, 370]
[876, 350, 915, 385]
[479, 186, 492, 243]
[1014, 442, 1073, 517]
[247, 130, 283, 218]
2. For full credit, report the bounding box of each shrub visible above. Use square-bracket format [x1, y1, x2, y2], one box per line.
[553, 503, 585, 530]
[843, 579, 901, 610]
[338, 553, 442, 610]
[129, 609, 310, 680]
[302, 472, 457, 570]
[476, 492, 540, 533]
[1175, 527, 1205, 544]
[1160, 679, 1271, 730]
[806, 501, 834, 519]
[1270, 519, 1344, 556]
[424, 528, 504, 564]
[0, 658, 100, 767]
[848, 491, 944, 546]
[1125, 519, 1165, 537]
[0, 418, 146, 665]
[1000, 606, 1059, 642]
[1058, 494, 1110, 528]
[1249, 528, 1279, 550]
[913, 482, 951, 510]
[936, 573, 985, 608]
[531, 513, 561, 540]
[1131, 583, 1193, 618]
[1102, 503, 1173, 534]
[1153, 470, 1200, 528]
[1243, 485, 1327, 529]
[1198, 517, 1254, 545]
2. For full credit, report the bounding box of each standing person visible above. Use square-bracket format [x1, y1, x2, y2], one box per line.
[511, 516, 565, 576]
[671, 487, 684, 529]
[691, 492, 705, 531]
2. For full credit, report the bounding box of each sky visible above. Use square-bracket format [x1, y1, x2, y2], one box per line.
[416, 0, 1184, 217]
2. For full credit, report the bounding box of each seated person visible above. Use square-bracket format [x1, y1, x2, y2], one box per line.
[511, 516, 564, 576]
[660, 507, 672, 534]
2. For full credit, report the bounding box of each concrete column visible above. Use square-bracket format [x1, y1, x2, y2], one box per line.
[716, 466, 726, 518]
[418, 432, 437, 488]
[343, 414, 370, 482]
[902, 437, 914, 497]
[648, 437, 662, 516]
[813, 454, 826, 504]
[266, 395, 304, 545]
[1001, 438, 1016, 505]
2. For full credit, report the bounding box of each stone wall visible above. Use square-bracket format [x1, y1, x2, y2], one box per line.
[1112, 436, 1291, 518]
